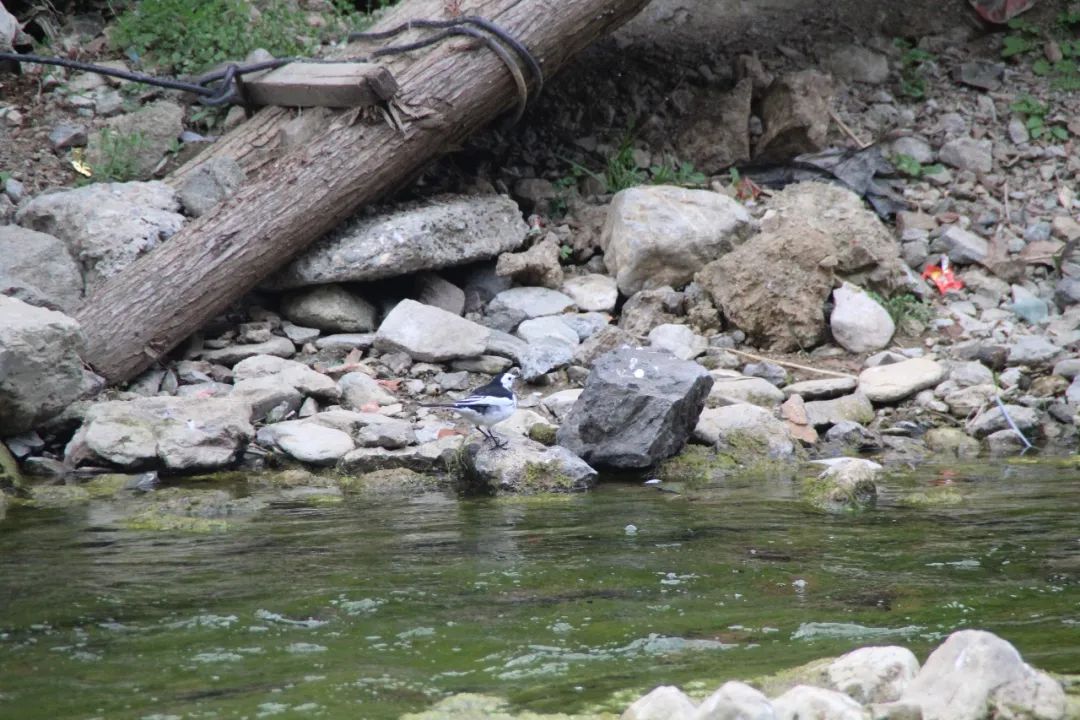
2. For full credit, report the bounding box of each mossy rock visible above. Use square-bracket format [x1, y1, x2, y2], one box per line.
[745, 656, 834, 699]
[656, 444, 738, 486]
[520, 460, 578, 493]
[28, 474, 130, 507]
[898, 487, 965, 507]
[338, 467, 448, 496]
[0, 443, 24, 494]
[799, 464, 877, 512]
[528, 423, 558, 446]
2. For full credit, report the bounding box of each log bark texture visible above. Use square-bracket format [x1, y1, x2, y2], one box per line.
[76, 0, 649, 384]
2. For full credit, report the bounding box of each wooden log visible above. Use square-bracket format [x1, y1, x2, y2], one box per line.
[76, 0, 648, 384]
[242, 62, 399, 108]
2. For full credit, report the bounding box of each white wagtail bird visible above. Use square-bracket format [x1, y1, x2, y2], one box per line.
[421, 369, 519, 448]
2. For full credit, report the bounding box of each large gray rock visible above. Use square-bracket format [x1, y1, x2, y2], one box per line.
[375, 299, 490, 362]
[825, 646, 919, 704]
[967, 403, 1038, 439]
[708, 371, 786, 408]
[280, 284, 377, 333]
[803, 392, 875, 427]
[557, 348, 713, 468]
[858, 358, 946, 403]
[232, 355, 340, 402]
[519, 337, 576, 381]
[697, 182, 906, 352]
[86, 100, 185, 180]
[0, 225, 84, 311]
[268, 194, 527, 289]
[256, 420, 355, 465]
[601, 185, 753, 295]
[15, 181, 185, 291]
[468, 434, 597, 493]
[830, 283, 895, 353]
[693, 404, 795, 459]
[0, 297, 89, 435]
[755, 70, 834, 161]
[66, 396, 253, 471]
[899, 630, 1065, 720]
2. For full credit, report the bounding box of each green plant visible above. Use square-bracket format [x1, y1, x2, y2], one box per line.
[1002, 17, 1041, 58]
[89, 128, 148, 182]
[649, 159, 706, 187]
[868, 291, 935, 326]
[110, 0, 371, 75]
[1010, 96, 1069, 141]
[892, 153, 945, 178]
[604, 141, 647, 192]
[1000, 13, 1080, 90]
[894, 39, 935, 99]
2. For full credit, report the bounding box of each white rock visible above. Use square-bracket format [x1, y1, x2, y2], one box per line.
[648, 323, 708, 360]
[258, 420, 355, 465]
[694, 681, 773, 720]
[200, 336, 296, 366]
[339, 372, 397, 409]
[517, 315, 580, 347]
[375, 299, 490, 362]
[561, 273, 619, 312]
[603, 185, 753, 295]
[622, 685, 697, 720]
[826, 646, 920, 704]
[830, 283, 895, 353]
[489, 286, 576, 318]
[708, 370, 786, 408]
[280, 284, 377, 332]
[771, 685, 864, 720]
[858, 357, 946, 403]
[948, 360, 994, 388]
[899, 630, 1065, 720]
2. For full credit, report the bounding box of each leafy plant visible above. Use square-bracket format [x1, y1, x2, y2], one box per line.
[1002, 18, 1040, 58]
[1010, 96, 1069, 141]
[868, 291, 934, 327]
[604, 141, 647, 192]
[892, 153, 945, 178]
[89, 128, 148, 182]
[894, 39, 935, 99]
[110, 0, 374, 75]
[650, 160, 707, 187]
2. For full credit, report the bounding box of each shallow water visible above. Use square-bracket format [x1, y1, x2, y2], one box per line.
[1, 460, 1079, 719]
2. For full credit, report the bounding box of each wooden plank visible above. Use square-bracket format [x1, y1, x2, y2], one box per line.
[242, 62, 398, 108]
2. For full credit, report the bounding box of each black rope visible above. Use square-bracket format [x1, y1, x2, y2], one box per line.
[0, 15, 543, 118]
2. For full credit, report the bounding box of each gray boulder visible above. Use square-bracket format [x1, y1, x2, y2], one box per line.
[0, 296, 89, 435]
[268, 194, 527, 289]
[467, 434, 597, 493]
[708, 371, 786, 408]
[648, 323, 707, 360]
[280, 284, 377, 333]
[557, 348, 713, 468]
[520, 337, 576, 382]
[375, 299, 490, 362]
[601, 185, 753, 295]
[67, 396, 253, 471]
[15, 180, 185, 291]
[694, 404, 795, 459]
[200, 335, 296, 366]
[0, 225, 84, 312]
[825, 646, 919, 704]
[175, 156, 245, 217]
[899, 629, 1065, 720]
[257, 420, 355, 465]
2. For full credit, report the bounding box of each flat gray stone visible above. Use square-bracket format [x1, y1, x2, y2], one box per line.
[516, 315, 579, 347]
[375, 299, 490, 362]
[932, 226, 989, 266]
[0, 225, 84, 312]
[708, 371, 786, 407]
[648, 323, 707, 360]
[280, 284, 377, 333]
[257, 420, 355, 465]
[804, 392, 875, 427]
[859, 358, 947, 403]
[1007, 335, 1063, 366]
[694, 403, 795, 458]
[784, 377, 858, 400]
[489, 286, 576, 319]
[200, 336, 296, 366]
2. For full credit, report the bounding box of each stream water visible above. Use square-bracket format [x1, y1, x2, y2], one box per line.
[1, 460, 1078, 719]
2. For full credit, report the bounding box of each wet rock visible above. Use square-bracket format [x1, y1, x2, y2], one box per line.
[601, 185, 753, 295]
[696, 681, 773, 720]
[938, 137, 993, 174]
[339, 372, 396, 409]
[451, 355, 513, 375]
[648, 323, 707, 360]
[708, 371, 786, 408]
[67, 397, 253, 471]
[231, 376, 303, 420]
[355, 416, 416, 449]
[825, 44, 889, 84]
[415, 273, 465, 316]
[466, 433, 596, 493]
[804, 392, 875, 427]
[1007, 335, 1062, 366]
[561, 273, 618, 312]
[338, 436, 460, 474]
[784, 377, 858, 400]
[622, 685, 697, 720]
[488, 286, 576, 319]
[858, 358, 946, 403]
[268, 194, 526, 289]
[257, 420, 355, 465]
[0, 297, 89, 435]
[697, 182, 906, 352]
[755, 70, 835, 160]
[899, 630, 1065, 720]
[280, 284, 377, 333]
[620, 286, 682, 337]
[694, 404, 795, 460]
[557, 348, 713, 469]
[0, 225, 84, 312]
[673, 78, 753, 174]
[825, 646, 919, 704]
[200, 335, 296, 366]
[232, 355, 340, 402]
[968, 403, 1038, 439]
[15, 181, 185, 291]
[375, 299, 490, 362]
[86, 100, 184, 179]
[176, 156, 245, 217]
[830, 283, 895, 353]
[925, 427, 981, 457]
[495, 235, 564, 288]
[771, 685, 865, 720]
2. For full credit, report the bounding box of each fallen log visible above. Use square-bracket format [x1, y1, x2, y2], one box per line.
[76, 0, 649, 384]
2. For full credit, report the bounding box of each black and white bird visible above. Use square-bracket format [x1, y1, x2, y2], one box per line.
[422, 370, 519, 448]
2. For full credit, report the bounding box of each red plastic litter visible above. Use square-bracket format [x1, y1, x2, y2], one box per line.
[922, 258, 965, 294]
